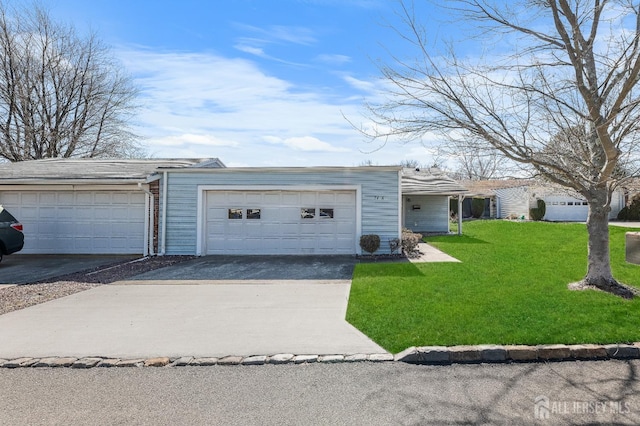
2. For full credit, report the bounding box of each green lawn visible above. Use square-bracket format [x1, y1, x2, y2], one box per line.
[346, 220, 640, 353]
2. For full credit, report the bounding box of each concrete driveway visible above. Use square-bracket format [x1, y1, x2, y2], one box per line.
[126, 255, 356, 282]
[0, 256, 387, 359]
[0, 254, 139, 285]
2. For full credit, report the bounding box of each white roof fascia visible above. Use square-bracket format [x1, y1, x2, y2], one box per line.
[157, 165, 403, 173]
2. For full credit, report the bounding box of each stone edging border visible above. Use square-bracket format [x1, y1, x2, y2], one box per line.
[393, 343, 640, 364]
[1, 343, 639, 369]
[0, 353, 394, 368]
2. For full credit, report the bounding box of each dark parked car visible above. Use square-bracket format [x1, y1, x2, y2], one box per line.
[0, 206, 24, 263]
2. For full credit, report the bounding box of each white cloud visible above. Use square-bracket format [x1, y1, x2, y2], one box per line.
[315, 54, 351, 65]
[342, 74, 379, 95]
[234, 24, 317, 46]
[234, 45, 267, 57]
[151, 133, 240, 147]
[264, 135, 351, 152]
[116, 47, 415, 166]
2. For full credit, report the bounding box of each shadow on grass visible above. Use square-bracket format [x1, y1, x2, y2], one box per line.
[354, 261, 425, 278]
[426, 235, 489, 245]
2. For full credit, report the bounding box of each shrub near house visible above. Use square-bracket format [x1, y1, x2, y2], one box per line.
[359, 234, 381, 255]
[618, 195, 640, 221]
[530, 199, 546, 221]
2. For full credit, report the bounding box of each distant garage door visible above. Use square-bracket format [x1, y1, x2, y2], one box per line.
[544, 195, 589, 222]
[0, 191, 145, 254]
[205, 190, 357, 255]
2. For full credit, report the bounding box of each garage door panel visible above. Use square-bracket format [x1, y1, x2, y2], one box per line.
[300, 192, 317, 204]
[111, 207, 133, 220]
[281, 238, 299, 249]
[38, 193, 57, 203]
[76, 207, 94, 219]
[94, 193, 113, 203]
[58, 193, 74, 203]
[334, 208, 355, 219]
[1, 193, 20, 204]
[335, 193, 354, 203]
[245, 193, 263, 203]
[0, 190, 144, 254]
[19, 208, 39, 220]
[278, 207, 299, 219]
[74, 238, 92, 250]
[336, 222, 355, 233]
[299, 222, 318, 233]
[76, 193, 93, 203]
[317, 193, 336, 203]
[205, 190, 356, 255]
[281, 193, 300, 204]
[112, 193, 133, 204]
[316, 222, 336, 233]
[58, 222, 77, 234]
[263, 193, 281, 203]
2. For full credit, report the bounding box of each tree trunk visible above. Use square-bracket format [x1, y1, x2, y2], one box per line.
[583, 191, 635, 299]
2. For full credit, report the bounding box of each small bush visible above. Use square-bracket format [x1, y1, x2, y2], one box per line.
[359, 234, 380, 255]
[618, 206, 630, 221]
[530, 199, 546, 221]
[618, 195, 640, 221]
[401, 228, 423, 255]
[389, 238, 401, 254]
[471, 198, 485, 218]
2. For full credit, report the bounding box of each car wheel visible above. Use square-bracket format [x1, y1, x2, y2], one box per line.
[0, 253, 3, 263]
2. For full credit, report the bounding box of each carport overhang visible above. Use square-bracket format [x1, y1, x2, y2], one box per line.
[401, 172, 469, 235]
[402, 190, 468, 235]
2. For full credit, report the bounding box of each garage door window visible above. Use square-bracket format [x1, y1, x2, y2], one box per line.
[301, 208, 315, 219]
[228, 208, 243, 219]
[247, 208, 261, 219]
[319, 208, 334, 219]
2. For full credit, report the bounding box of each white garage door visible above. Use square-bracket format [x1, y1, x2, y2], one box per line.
[205, 190, 356, 255]
[544, 196, 589, 222]
[0, 191, 145, 254]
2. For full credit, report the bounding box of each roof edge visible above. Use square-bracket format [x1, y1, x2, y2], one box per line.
[157, 165, 402, 172]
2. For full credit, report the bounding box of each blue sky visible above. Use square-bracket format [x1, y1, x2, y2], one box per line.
[46, 0, 446, 167]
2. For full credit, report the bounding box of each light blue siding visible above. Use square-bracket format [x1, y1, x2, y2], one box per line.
[163, 169, 400, 255]
[404, 195, 450, 233]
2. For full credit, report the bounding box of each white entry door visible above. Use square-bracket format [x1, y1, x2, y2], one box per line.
[205, 190, 357, 255]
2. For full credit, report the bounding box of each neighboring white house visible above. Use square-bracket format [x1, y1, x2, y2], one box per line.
[459, 179, 626, 221]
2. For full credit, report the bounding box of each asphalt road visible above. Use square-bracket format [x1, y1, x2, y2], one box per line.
[2, 360, 639, 425]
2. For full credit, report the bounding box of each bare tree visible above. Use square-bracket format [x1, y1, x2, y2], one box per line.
[449, 144, 515, 180]
[0, 2, 141, 162]
[365, 0, 640, 297]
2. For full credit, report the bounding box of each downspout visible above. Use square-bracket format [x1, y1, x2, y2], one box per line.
[398, 168, 403, 240]
[137, 182, 155, 256]
[458, 195, 463, 236]
[160, 171, 168, 256]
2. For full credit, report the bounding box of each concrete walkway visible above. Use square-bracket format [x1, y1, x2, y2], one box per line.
[408, 243, 461, 263]
[0, 256, 387, 359]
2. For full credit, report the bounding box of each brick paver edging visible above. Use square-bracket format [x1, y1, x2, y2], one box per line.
[1, 343, 639, 368]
